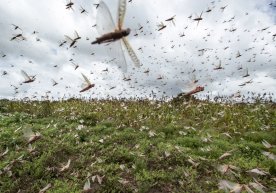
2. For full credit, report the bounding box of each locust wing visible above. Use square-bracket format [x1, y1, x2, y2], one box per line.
[96, 1, 127, 72]
[122, 37, 141, 67]
[80, 73, 91, 91]
[64, 35, 73, 43]
[158, 22, 165, 28]
[74, 30, 80, 39]
[81, 82, 87, 90]
[199, 11, 203, 18]
[81, 73, 91, 85]
[172, 20, 175, 26]
[218, 180, 238, 192]
[21, 70, 30, 81]
[179, 74, 197, 93]
[105, 41, 127, 72]
[117, 0, 127, 30]
[96, 1, 116, 35]
[23, 128, 34, 139]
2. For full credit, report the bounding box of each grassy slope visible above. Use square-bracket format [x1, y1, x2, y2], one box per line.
[0, 99, 276, 193]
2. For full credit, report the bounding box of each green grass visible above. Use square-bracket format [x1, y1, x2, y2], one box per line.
[0, 99, 275, 192]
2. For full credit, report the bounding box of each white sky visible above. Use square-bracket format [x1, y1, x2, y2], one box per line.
[0, 0, 275, 100]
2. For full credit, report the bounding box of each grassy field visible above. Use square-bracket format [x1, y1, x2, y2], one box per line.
[0, 98, 276, 193]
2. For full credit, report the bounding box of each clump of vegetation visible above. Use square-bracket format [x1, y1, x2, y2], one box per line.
[0, 98, 275, 192]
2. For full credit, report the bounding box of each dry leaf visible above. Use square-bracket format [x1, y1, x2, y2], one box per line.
[39, 183, 52, 193]
[262, 140, 273, 149]
[92, 175, 104, 184]
[148, 130, 156, 137]
[14, 126, 22, 133]
[246, 168, 268, 177]
[164, 151, 171, 157]
[218, 180, 254, 193]
[82, 179, 92, 193]
[118, 178, 129, 185]
[119, 164, 125, 170]
[219, 152, 232, 160]
[218, 180, 237, 192]
[249, 181, 266, 193]
[96, 175, 104, 184]
[187, 157, 199, 167]
[262, 151, 276, 160]
[0, 147, 9, 158]
[59, 159, 71, 172]
[218, 164, 239, 175]
[222, 132, 232, 138]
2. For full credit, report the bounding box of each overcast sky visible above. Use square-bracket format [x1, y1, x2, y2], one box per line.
[0, 0, 275, 100]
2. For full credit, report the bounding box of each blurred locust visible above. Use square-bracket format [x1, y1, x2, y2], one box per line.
[92, 0, 141, 72]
